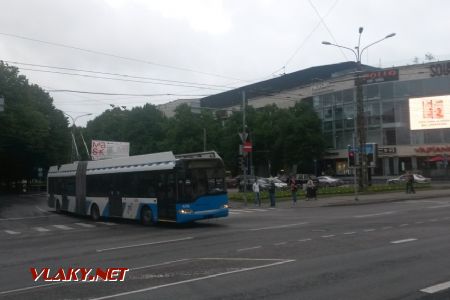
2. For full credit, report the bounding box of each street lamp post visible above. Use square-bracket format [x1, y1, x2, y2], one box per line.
[63, 112, 93, 161]
[322, 27, 395, 191]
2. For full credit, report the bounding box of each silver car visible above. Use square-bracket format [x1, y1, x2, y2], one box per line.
[317, 176, 344, 187]
[386, 174, 431, 184]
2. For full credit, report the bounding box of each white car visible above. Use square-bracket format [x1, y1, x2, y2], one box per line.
[317, 176, 344, 187]
[386, 174, 431, 184]
[271, 178, 288, 189]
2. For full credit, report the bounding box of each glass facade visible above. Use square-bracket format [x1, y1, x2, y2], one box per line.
[314, 72, 450, 176]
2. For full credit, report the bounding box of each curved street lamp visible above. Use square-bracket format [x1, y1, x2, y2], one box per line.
[63, 112, 92, 161]
[322, 27, 396, 193]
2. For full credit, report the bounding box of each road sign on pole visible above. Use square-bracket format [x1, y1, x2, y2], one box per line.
[243, 141, 252, 152]
[238, 132, 248, 142]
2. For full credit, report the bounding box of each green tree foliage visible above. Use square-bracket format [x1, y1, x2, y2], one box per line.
[0, 62, 71, 185]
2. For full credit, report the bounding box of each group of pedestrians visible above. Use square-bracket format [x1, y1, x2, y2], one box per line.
[252, 175, 317, 207]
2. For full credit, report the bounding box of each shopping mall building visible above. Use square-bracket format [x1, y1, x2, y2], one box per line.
[200, 60, 450, 177]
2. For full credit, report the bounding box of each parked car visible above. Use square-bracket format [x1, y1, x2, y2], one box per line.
[386, 174, 431, 184]
[317, 176, 344, 187]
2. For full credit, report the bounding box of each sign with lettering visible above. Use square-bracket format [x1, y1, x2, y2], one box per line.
[378, 147, 397, 154]
[430, 62, 450, 77]
[359, 69, 399, 85]
[91, 140, 130, 161]
[414, 146, 450, 153]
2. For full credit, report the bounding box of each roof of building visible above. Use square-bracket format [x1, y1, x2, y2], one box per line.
[200, 61, 376, 109]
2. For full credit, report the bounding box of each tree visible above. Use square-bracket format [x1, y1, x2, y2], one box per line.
[0, 62, 71, 188]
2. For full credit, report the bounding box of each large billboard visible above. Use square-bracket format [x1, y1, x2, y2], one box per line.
[91, 140, 130, 161]
[409, 95, 450, 130]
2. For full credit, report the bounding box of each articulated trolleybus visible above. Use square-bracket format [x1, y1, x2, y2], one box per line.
[47, 151, 229, 224]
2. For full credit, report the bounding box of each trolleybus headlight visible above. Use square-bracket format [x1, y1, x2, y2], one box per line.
[179, 209, 193, 214]
[221, 204, 229, 209]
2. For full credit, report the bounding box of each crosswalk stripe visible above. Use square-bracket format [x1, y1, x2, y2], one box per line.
[34, 227, 50, 232]
[98, 222, 117, 226]
[52, 225, 73, 230]
[75, 222, 96, 228]
[4, 230, 20, 235]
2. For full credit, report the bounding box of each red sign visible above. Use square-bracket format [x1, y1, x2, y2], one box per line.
[243, 142, 252, 152]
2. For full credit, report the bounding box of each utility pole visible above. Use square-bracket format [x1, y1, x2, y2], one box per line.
[242, 90, 248, 206]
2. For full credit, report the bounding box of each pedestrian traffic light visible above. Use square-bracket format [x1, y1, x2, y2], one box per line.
[348, 145, 355, 167]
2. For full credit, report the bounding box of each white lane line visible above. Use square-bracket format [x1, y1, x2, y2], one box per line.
[52, 225, 73, 230]
[390, 238, 417, 244]
[363, 229, 376, 232]
[321, 235, 335, 238]
[249, 222, 308, 231]
[427, 204, 450, 209]
[4, 230, 20, 235]
[429, 219, 438, 222]
[237, 246, 261, 252]
[274, 242, 287, 246]
[343, 232, 356, 235]
[75, 222, 96, 228]
[353, 211, 395, 218]
[0, 215, 56, 221]
[35, 206, 50, 214]
[96, 237, 194, 252]
[90, 259, 295, 300]
[131, 259, 190, 271]
[98, 222, 117, 226]
[420, 280, 450, 294]
[298, 238, 312, 242]
[0, 282, 67, 296]
[34, 227, 50, 232]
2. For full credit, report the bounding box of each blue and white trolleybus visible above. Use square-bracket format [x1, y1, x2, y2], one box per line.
[47, 151, 229, 224]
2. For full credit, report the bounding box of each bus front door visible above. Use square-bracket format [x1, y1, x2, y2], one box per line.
[157, 174, 177, 221]
[109, 191, 123, 217]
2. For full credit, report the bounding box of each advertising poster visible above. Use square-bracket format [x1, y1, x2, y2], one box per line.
[409, 95, 450, 130]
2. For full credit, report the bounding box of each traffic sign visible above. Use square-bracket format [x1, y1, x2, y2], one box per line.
[238, 132, 248, 142]
[243, 141, 252, 152]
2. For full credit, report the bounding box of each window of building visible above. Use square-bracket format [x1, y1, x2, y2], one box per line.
[324, 107, 333, 120]
[383, 128, 396, 145]
[323, 121, 333, 131]
[334, 91, 343, 105]
[367, 129, 382, 145]
[380, 82, 394, 99]
[409, 80, 423, 97]
[322, 94, 334, 107]
[343, 89, 354, 103]
[365, 84, 379, 99]
[396, 127, 411, 145]
[365, 102, 381, 126]
[382, 101, 395, 123]
[424, 129, 443, 143]
[394, 81, 409, 97]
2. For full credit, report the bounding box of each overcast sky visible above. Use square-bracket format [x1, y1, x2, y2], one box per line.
[1, 0, 449, 126]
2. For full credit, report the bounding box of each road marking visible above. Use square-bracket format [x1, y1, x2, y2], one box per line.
[429, 219, 438, 222]
[321, 235, 335, 238]
[390, 238, 417, 244]
[131, 259, 190, 271]
[420, 280, 450, 294]
[34, 227, 50, 232]
[343, 232, 356, 235]
[0, 215, 56, 221]
[249, 222, 308, 231]
[96, 237, 194, 252]
[427, 204, 450, 209]
[353, 211, 395, 218]
[75, 222, 96, 228]
[35, 206, 49, 214]
[274, 242, 287, 246]
[4, 230, 20, 235]
[298, 238, 312, 242]
[237, 246, 261, 252]
[98, 222, 117, 226]
[363, 229, 376, 232]
[52, 225, 73, 230]
[90, 259, 295, 300]
[0, 282, 67, 296]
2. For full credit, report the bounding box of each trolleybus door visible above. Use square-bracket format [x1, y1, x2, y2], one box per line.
[157, 173, 177, 221]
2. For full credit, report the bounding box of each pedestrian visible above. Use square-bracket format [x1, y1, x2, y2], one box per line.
[252, 179, 261, 206]
[406, 172, 415, 194]
[268, 179, 276, 207]
[290, 176, 298, 206]
[306, 176, 317, 201]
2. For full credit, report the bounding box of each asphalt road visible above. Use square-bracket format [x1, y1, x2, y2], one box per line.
[1, 194, 450, 300]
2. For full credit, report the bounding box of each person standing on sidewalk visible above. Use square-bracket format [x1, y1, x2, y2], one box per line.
[406, 172, 415, 194]
[306, 177, 317, 201]
[268, 179, 276, 207]
[252, 179, 261, 206]
[290, 176, 298, 206]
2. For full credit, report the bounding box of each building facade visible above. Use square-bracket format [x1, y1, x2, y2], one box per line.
[200, 61, 450, 177]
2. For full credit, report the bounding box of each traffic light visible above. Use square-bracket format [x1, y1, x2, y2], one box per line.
[348, 145, 355, 167]
[237, 155, 245, 171]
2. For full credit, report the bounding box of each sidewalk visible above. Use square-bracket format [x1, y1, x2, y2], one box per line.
[229, 186, 450, 209]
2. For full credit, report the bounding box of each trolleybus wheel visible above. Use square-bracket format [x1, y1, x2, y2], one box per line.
[90, 204, 100, 221]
